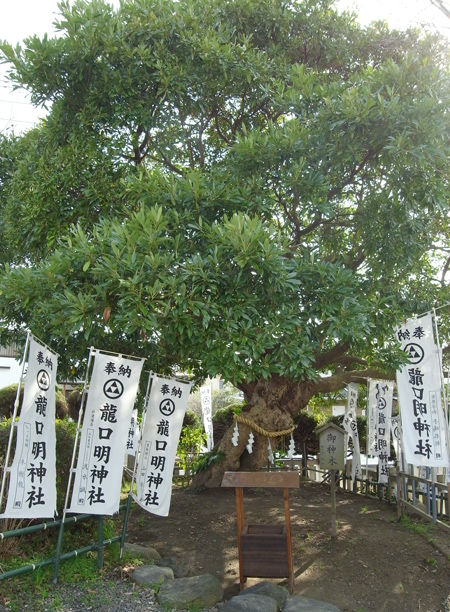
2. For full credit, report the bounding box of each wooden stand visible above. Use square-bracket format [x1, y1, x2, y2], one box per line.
[221, 471, 299, 593]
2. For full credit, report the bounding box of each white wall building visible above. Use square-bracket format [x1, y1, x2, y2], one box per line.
[0, 345, 23, 389]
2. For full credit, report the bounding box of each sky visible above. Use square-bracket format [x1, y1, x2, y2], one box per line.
[0, 0, 448, 134]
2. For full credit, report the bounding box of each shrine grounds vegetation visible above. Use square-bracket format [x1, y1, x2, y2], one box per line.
[0, 0, 449, 484]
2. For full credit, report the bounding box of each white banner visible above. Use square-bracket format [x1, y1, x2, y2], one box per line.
[134, 375, 192, 516]
[200, 384, 213, 451]
[396, 314, 449, 468]
[344, 384, 361, 481]
[347, 383, 358, 415]
[1, 338, 58, 518]
[369, 381, 393, 483]
[332, 405, 345, 417]
[367, 382, 378, 457]
[69, 352, 144, 515]
[390, 415, 402, 458]
[126, 409, 140, 457]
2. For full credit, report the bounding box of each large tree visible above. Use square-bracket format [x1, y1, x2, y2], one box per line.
[0, 0, 448, 485]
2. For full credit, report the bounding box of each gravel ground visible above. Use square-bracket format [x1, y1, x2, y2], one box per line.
[0, 570, 221, 612]
[32, 582, 161, 612]
[0, 579, 160, 612]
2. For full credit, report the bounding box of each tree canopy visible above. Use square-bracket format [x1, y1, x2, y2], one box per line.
[0, 0, 448, 400]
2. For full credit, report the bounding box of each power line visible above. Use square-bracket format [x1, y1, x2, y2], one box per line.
[0, 98, 34, 106]
[0, 117, 38, 124]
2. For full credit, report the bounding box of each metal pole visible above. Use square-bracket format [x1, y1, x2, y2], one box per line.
[365, 379, 370, 487]
[411, 464, 416, 506]
[426, 467, 431, 515]
[119, 371, 153, 559]
[396, 465, 403, 520]
[53, 347, 96, 584]
[0, 332, 30, 511]
[431, 468, 437, 525]
[97, 515, 104, 571]
[432, 307, 450, 517]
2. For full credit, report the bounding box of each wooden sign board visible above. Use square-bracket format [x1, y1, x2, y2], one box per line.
[221, 471, 299, 489]
[317, 423, 345, 471]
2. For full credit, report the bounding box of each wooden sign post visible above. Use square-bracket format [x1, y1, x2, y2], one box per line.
[316, 423, 345, 538]
[221, 471, 299, 593]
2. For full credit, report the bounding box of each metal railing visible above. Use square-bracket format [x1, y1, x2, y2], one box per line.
[0, 503, 127, 582]
[274, 456, 449, 527]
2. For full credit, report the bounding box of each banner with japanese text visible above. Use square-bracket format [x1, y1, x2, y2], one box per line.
[134, 375, 192, 516]
[367, 382, 377, 457]
[367, 380, 393, 483]
[390, 415, 402, 458]
[200, 384, 213, 451]
[1, 338, 58, 518]
[343, 383, 361, 481]
[126, 409, 140, 457]
[396, 314, 448, 468]
[68, 351, 144, 515]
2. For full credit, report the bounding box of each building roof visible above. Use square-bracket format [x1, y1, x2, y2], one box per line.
[0, 344, 21, 358]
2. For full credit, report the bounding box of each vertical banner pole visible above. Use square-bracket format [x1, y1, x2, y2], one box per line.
[53, 347, 96, 584]
[0, 332, 30, 511]
[426, 467, 431, 515]
[365, 379, 370, 494]
[97, 515, 104, 571]
[119, 492, 133, 559]
[431, 467, 437, 524]
[410, 464, 416, 506]
[120, 371, 153, 558]
[432, 307, 450, 513]
[396, 464, 403, 520]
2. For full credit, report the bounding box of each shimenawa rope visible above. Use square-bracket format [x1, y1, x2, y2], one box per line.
[234, 414, 295, 438]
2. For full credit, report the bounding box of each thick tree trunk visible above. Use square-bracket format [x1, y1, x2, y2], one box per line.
[192, 375, 313, 488]
[192, 365, 393, 488]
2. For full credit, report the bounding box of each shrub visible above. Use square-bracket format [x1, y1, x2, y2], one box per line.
[183, 409, 200, 428]
[67, 387, 83, 420]
[187, 381, 244, 420]
[212, 403, 241, 443]
[292, 411, 320, 455]
[0, 384, 68, 420]
[193, 449, 225, 473]
[176, 425, 206, 486]
[55, 419, 77, 511]
[0, 418, 77, 514]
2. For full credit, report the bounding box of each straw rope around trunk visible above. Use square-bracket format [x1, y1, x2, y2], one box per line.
[234, 414, 295, 438]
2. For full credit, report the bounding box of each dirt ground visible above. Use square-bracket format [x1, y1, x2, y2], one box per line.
[126, 480, 450, 612]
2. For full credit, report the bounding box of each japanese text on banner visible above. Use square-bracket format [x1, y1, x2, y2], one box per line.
[343, 383, 361, 481]
[396, 314, 448, 468]
[1, 338, 58, 519]
[200, 385, 213, 451]
[68, 352, 144, 515]
[135, 376, 192, 517]
[367, 380, 393, 483]
[126, 409, 139, 457]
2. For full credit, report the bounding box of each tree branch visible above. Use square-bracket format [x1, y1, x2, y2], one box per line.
[313, 341, 350, 369]
[327, 146, 382, 201]
[312, 367, 394, 394]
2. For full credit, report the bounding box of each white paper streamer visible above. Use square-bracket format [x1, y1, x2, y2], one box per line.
[246, 431, 254, 454]
[232, 422, 239, 447]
